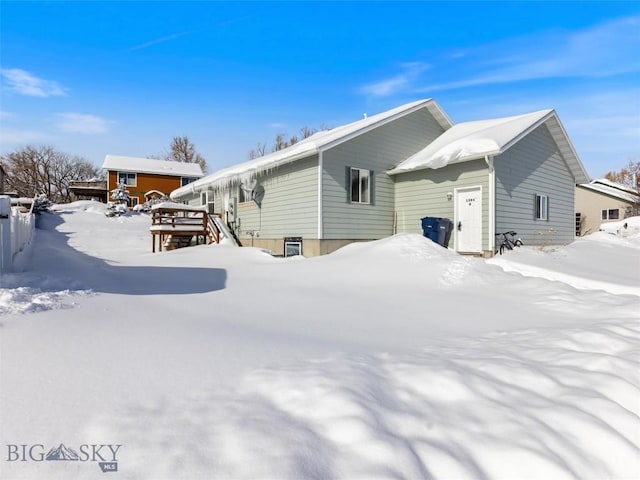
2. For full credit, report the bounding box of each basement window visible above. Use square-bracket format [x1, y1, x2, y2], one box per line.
[602, 209, 619, 220]
[284, 237, 303, 257]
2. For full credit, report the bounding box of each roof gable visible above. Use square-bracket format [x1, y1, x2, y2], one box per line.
[388, 109, 589, 184]
[102, 155, 204, 178]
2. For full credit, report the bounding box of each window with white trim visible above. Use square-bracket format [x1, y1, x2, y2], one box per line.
[535, 194, 548, 220]
[350, 168, 370, 204]
[284, 237, 303, 257]
[239, 184, 251, 203]
[181, 176, 198, 187]
[128, 196, 139, 208]
[117, 172, 136, 186]
[201, 191, 215, 214]
[602, 208, 619, 220]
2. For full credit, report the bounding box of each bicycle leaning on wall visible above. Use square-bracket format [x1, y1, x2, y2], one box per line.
[495, 231, 523, 255]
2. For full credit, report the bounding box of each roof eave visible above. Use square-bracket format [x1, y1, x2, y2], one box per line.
[171, 148, 318, 199]
[387, 150, 500, 176]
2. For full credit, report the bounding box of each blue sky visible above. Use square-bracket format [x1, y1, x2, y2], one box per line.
[1, 1, 638, 178]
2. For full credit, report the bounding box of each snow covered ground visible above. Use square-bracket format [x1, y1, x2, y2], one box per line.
[1, 201, 638, 479]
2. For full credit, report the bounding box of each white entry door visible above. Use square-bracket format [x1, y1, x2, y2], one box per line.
[455, 186, 482, 253]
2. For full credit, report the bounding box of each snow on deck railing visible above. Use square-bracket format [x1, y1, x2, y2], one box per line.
[0, 195, 36, 272]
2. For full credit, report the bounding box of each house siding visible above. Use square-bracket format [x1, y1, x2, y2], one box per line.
[575, 186, 635, 236]
[234, 155, 319, 240]
[494, 124, 575, 246]
[394, 159, 489, 249]
[322, 109, 445, 239]
[107, 171, 184, 205]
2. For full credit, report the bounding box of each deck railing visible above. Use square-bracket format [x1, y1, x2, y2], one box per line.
[150, 203, 220, 252]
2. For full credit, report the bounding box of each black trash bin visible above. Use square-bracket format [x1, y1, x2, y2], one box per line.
[438, 218, 453, 248]
[421, 217, 440, 244]
[421, 216, 453, 247]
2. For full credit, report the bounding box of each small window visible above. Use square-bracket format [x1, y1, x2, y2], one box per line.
[602, 209, 620, 220]
[128, 196, 139, 208]
[535, 194, 548, 220]
[181, 176, 198, 187]
[284, 237, 302, 257]
[239, 184, 251, 203]
[350, 168, 370, 204]
[117, 172, 136, 186]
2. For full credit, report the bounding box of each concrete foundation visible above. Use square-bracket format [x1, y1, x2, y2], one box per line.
[237, 237, 374, 257]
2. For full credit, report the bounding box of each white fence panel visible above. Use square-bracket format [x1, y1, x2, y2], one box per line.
[0, 195, 36, 272]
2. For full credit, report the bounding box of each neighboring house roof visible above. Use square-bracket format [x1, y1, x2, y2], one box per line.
[388, 109, 590, 184]
[590, 178, 639, 196]
[577, 180, 639, 204]
[171, 99, 452, 198]
[102, 155, 204, 178]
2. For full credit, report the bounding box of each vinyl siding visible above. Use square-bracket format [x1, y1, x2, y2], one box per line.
[322, 109, 445, 239]
[235, 155, 319, 239]
[394, 159, 489, 248]
[495, 124, 575, 246]
[575, 186, 635, 236]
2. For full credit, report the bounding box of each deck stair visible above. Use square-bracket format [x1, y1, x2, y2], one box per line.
[151, 203, 210, 253]
[150, 202, 241, 252]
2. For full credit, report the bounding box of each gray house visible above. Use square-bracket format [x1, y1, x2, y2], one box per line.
[170, 99, 589, 256]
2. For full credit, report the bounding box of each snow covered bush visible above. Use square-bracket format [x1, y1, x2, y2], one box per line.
[137, 194, 170, 213]
[32, 194, 53, 215]
[105, 183, 131, 217]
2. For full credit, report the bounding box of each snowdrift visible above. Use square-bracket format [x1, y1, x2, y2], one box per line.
[0, 207, 638, 480]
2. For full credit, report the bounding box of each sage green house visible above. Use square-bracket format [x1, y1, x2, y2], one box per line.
[389, 109, 590, 256]
[170, 100, 589, 257]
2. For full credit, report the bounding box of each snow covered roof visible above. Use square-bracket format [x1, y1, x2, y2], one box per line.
[388, 109, 590, 184]
[171, 99, 452, 198]
[578, 179, 639, 203]
[150, 201, 207, 211]
[102, 155, 204, 178]
[590, 178, 639, 196]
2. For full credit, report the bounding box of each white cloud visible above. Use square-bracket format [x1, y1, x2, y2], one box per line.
[0, 128, 55, 145]
[268, 122, 287, 129]
[418, 15, 640, 93]
[54, 113, 116, 134]
[0, 69, 67, 97]
[359, 62, 429, 97]
[130, 32, 190, 51]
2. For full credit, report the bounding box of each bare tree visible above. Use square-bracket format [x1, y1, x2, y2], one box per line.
[165, 136, 207, 172]
[248, 142, 267, 160]
[299, 126, 318, 139]
[0, 145, 99, 203]
[247, 125, 328, 159]
[272, 133, 288, 152]
[605, 158, 640, 191]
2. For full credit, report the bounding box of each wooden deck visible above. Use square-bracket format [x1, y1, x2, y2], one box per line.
[150, 204, 221, 252]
